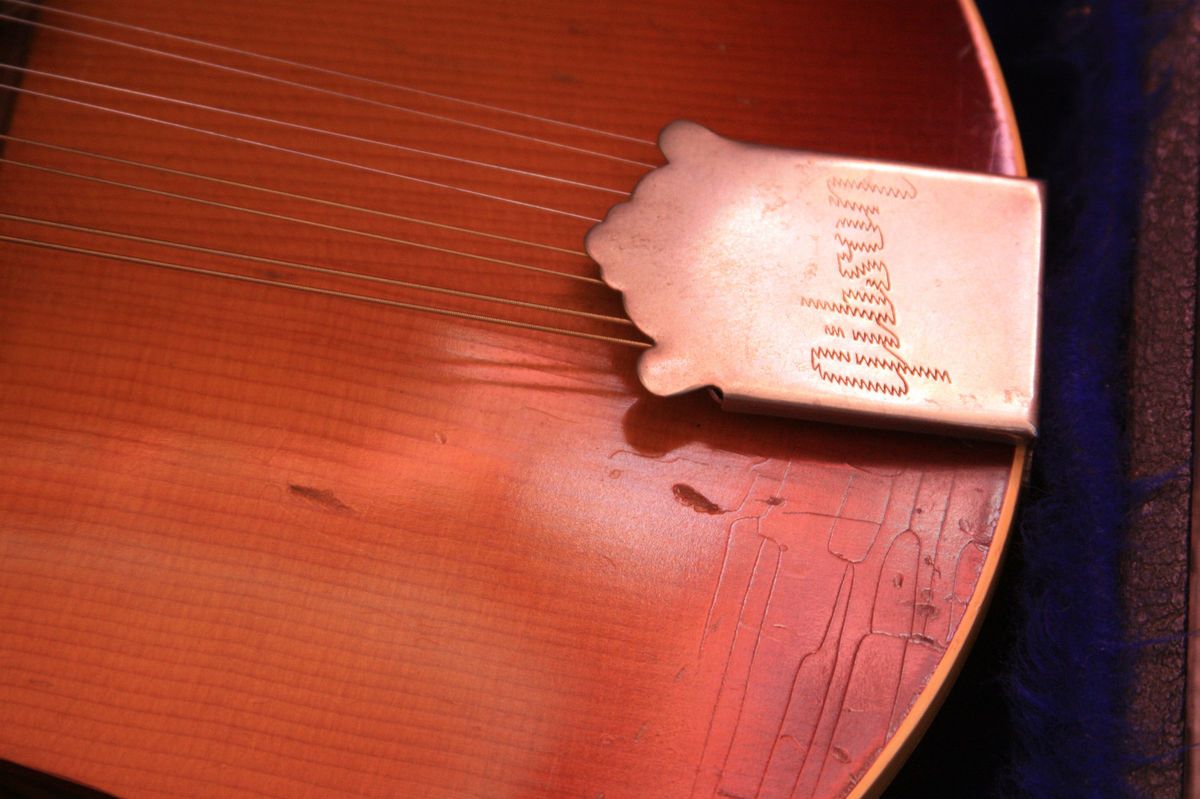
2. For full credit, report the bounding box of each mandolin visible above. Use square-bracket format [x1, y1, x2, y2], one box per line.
[0, 2, 1027, 797]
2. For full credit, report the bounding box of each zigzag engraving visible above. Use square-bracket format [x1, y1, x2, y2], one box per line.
[850, 328, 900, 348]
[827, 174, 918, 201]
[841, 287, 890, 307]
[811, 356, 909, 397]
[853, 353, 951, 383]
[837, 258, 890, 288]
[834, 232, 883, 254]
[826, 193, 880, 216]
[906, 364, 951, 382]
[811, 346, 852, 363]
[834, 216, 880, 234]
[801, 171, 951, 401]
[799, 296, 895, 326]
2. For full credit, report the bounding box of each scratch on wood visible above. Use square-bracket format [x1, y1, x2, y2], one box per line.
[608, 448, 710, 466]
[288, 484, 354, 513]
[524, 405, 573, 423]
[915, 603, 939, 619]
[673, 483, 725, 514]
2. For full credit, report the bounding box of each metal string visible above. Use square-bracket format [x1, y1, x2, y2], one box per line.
[0, 233, 652, 349]
[0, 3, 660, 350]
[0, 133, 589, 258]
[0, 157, 608, 285]
[3, 64, 629, 196]
[1, 80, 607, 223]
[0, 8, 658, 163]
[0, 211, 633, 326]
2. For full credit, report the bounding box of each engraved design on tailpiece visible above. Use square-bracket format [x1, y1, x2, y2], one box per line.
[586, 121, 1043, 440]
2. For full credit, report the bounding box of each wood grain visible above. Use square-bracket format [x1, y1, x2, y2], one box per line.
[0, 2, 1023, 797]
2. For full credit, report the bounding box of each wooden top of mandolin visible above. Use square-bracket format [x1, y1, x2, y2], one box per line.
[0, 2, 1023, 797]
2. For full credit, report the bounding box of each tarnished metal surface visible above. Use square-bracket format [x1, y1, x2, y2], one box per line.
[588, 121, 1043, 440]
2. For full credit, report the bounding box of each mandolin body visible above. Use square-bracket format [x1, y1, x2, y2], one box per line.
[0, 2, 1023, 797]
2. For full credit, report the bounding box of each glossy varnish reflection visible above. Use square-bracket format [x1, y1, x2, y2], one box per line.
[0, 2, 1022, 797]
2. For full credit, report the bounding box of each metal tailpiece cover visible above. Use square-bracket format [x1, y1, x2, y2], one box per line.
[587, 120, 1044, 441]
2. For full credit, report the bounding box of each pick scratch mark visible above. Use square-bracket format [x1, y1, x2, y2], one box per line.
[673, 483, 725, 514]
[782, 510, 861, 519]
[524, 405, 573, 423]
[607, 448, 710, 466]
[289, 484, 354, 513]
